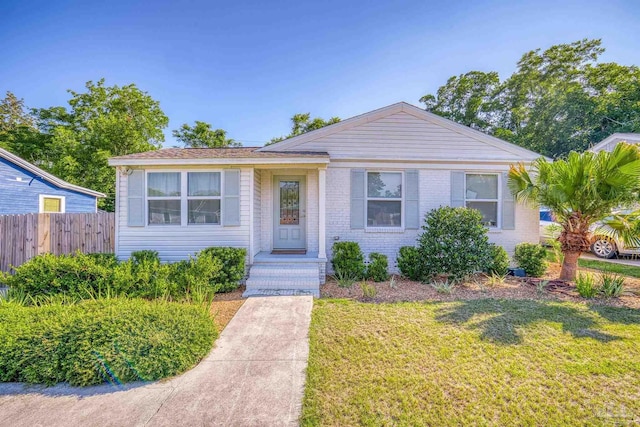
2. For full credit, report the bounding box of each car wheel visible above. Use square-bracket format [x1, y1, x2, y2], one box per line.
[591, 237, 617, 259]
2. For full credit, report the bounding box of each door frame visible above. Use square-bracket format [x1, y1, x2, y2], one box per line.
[272, 175, 307, 250]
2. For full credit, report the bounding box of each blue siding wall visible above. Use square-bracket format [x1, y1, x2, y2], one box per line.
[0, 158, 97, 214]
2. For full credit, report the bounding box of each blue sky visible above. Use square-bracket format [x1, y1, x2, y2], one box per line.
[1, 0, 638, 146]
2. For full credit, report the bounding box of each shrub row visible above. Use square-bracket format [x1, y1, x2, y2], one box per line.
[331, 242, 389, 282]
[0, 298, 217, 386]
[394, 207, 550, 281]
[2, 247, 246, 301]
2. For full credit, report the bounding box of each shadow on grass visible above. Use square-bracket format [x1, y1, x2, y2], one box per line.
[435, 299, 626, 345]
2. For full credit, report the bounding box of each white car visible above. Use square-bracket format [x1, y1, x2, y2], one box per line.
[539, 209, 640, 259]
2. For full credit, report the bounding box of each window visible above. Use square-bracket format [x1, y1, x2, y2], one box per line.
[146, 171, 222, 226]
[465, 174, 499, 227]
[39, 195, 65, 213]
[147, 172, 181, 225]
[188, 172, 221, 224]
[366, 172, 402, 227]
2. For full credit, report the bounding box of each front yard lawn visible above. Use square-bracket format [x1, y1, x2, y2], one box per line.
[302, 299, 640, 426]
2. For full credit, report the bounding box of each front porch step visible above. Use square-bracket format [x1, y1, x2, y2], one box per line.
[243, 262, 320, 298]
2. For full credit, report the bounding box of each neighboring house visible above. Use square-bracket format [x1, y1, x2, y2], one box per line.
[109, 102, 542, 296]
[0, 148, 104, 214]
[590, 133, 640, 153]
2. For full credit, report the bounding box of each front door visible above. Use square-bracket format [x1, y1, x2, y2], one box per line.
[273, 176, 306, 250]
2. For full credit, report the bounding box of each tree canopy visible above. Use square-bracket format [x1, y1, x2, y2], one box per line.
[422, 39, 640, 158]
[172, 121, 240, 148]
[268, 113, 340, 145]
[0, 80, 169, 211]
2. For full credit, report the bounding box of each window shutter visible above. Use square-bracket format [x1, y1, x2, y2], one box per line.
[450, 171, 465, 208]
[127, 170, 145, 227]
[405, 170, 420, 229]
[502, 172, 515, 230]
[223, 169, 241, 226]
[350, 169, 365, 229]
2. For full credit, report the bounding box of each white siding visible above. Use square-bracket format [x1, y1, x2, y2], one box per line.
[325, 164, 538, 273]
[280, 112, 527, 161]
[116, 167, 252, 263]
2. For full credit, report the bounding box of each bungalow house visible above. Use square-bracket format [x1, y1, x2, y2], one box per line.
[108, 102, 541, 296]
[0, 148, 104, 214]
[589, 133, 640, 153]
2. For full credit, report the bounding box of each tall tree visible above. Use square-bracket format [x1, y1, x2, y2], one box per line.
[508, 143, 640, 280]
[268, 113, 340, 145]
[172, 121, 240, 148]
[36, 79, 169, 211]
[422, 39, 640, 157]
[0, 92, 49, 164]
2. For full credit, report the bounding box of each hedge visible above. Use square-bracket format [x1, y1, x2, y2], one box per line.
[0, 298, 217, 386]
[1, 247, 246, 301]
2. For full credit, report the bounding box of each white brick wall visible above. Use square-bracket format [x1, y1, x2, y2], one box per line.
[325, 165, 539, 273]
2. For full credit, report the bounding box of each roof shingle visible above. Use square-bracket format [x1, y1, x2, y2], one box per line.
[110, 147, 328, 160]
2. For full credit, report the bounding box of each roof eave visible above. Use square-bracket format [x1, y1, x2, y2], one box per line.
[108, 157, 331, 167]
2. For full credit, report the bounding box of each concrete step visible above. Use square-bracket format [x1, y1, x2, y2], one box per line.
[245, 278, 320, 289]
[242, 288, 319, 298]
[249, 264, 319, 279]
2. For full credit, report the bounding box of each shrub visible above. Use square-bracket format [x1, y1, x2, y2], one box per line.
[331, 242, 365, 280]
[199, 247, 246, 292]
[334, 269, 356, 289]
[599, 271, 625, 297]
[431, 280, 455, 294]
[359, 282, 377, 300]
[367, 253, 389, 282]
[485, 244, 510, 276]
[514, 243, 548, 277]
[3, 252, 118, 299]
[575, 273, 598, 298]
[130, 250, 161, 265]
[417, 207, 491, 282]
[396, 246, 422, 281]
[0, 298, 216, 386]
[169, 254, 223, 297]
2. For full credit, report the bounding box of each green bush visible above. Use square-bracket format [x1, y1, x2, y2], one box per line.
[514, 243, 548, 277]
[367, 253, 389, 282]
[199, 247, 246, 292]
[2, 252, 118, 299]
[485, 244, 510, 276]
[332, 242, 365, 280]
[417, 207, 491, 282]
[0, 298, 216, 386]
[4, 246, 245, 301]
[397, 246, 422, 281]
[168, 254, 223, 297]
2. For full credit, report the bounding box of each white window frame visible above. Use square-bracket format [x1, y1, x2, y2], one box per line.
[39, 194, 65, 213]
[145, 170, 224, 227]
[365, 170, 404, 231]
[464, 172, 501, 229]
[187, 172, 222, 225]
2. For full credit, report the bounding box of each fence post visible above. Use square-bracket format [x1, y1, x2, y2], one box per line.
[37, 213, 51, 255]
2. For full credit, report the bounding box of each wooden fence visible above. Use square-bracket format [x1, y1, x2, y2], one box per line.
[0, 212, 115, 272]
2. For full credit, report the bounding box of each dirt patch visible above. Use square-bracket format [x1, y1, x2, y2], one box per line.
[321, 264, 640, 309]
[210, 286, 246, 331]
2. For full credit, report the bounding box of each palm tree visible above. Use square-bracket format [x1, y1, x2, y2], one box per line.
[508, 143, 640, 281]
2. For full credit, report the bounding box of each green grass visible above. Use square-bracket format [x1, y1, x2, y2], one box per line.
[302, 299, 640, 426]
[546, 248, 640, 278]
[578, 257, 640, 278]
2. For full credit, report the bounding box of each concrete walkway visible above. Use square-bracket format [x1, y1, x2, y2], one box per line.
[581, 252, 640, 267]
[0, 296, 313, 427]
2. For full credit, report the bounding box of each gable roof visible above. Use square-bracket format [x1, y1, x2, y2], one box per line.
[0, 148, 105, 198]
[589, 133, 640, 153]
[258, 102, 543, 161]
